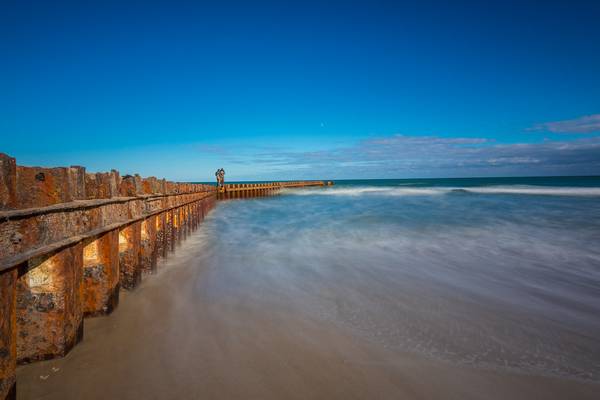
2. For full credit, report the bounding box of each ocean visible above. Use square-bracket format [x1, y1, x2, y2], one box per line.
[209, 176, 600, 381]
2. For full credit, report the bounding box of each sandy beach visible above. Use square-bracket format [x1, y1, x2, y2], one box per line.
[16, 220, 600, 400]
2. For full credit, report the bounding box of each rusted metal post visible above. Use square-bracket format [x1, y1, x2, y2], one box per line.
[16, 243, 84, 364]
[0, 154, 16, 210]
[183, 206, 189, 239]
[170, 209, 177, 252]
[174, 207, 182, 244]
[119, 222, 142, 290]
[0, 269, 17, 400]
[82, 230, 119, 317]
[157, 212, 166, 260]
[141, 216, 158, 275]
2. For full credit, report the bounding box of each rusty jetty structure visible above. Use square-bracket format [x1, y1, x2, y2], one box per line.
[0, 153, 332, 400]
[217, 180, 330, 200]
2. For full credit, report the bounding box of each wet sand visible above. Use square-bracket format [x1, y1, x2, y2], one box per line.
[17, 227, 600, 399]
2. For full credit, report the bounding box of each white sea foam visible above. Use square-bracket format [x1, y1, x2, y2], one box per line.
[282, 187, 446, 196]
[462, 186, 600, 196]
[283, 185, 600, 197]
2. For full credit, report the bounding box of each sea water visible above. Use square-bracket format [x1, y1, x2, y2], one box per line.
[201, 176, 600, 382]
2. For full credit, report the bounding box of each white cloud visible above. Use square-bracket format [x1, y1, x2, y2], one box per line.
[530, 114, 600, 134]
[229, 134, 600, 179]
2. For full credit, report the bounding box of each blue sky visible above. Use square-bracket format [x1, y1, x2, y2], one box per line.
[1, 0, 600, 181]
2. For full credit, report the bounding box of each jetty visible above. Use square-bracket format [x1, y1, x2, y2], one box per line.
[218, 181, 331, 199]
[0, 153, 330, 400]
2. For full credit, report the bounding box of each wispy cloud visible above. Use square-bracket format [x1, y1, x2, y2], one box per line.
[228, 134, 600, 179]
[195, 144, 231, 155]
[530, 114, 600, 134]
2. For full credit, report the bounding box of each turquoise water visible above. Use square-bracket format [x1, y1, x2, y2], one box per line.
[201, 176, 600, 381]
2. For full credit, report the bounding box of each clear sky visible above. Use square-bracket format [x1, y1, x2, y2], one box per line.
[2, 0, 600, 181]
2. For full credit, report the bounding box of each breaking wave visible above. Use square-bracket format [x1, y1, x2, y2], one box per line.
[282, 187, 444, 196]
[282, 185, 600, 197]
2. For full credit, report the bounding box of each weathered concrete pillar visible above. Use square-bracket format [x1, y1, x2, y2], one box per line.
[0, 270, 17, 400]
[141, 216, 157, 274]
[0, 153, 17, 210]
[16, 243, 84, 364]
[82, 230, 119, 317]
[119, 222, 141, 290]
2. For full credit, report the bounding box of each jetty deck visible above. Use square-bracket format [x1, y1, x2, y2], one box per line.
[218, 181, 331, 199]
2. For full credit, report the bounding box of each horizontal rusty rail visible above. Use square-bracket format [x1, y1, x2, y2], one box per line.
[0, 191, 213, 223]
[0, 192, 214, 273]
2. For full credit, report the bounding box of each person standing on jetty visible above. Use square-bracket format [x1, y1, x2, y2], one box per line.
[215, 168, 225, 188]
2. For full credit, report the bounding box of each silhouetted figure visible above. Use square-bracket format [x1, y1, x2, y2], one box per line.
[215, 168, 225, 188]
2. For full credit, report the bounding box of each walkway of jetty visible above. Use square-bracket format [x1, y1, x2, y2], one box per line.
[0, 152, 330, 400]
[218, 181, 332, 199]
